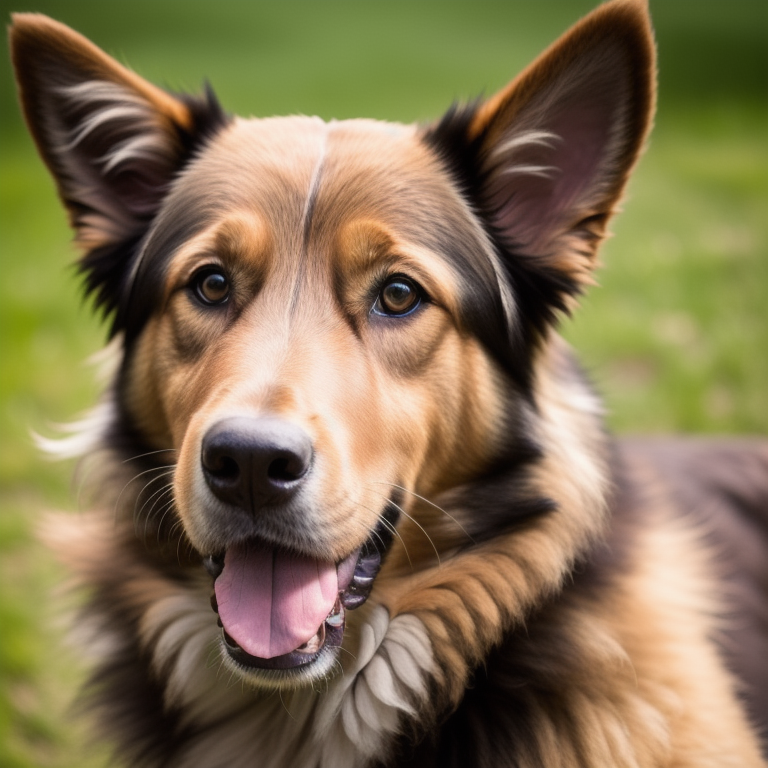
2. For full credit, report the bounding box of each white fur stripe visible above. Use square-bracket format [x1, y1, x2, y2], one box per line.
[502, 163, 557, 178]
[102, 134, 168, 171]
[62, 103, 154, 150]
[363, 654, 416, 714]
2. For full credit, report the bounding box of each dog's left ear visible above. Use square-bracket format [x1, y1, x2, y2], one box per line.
[426, 0, 655, 325]
[9, 13, 227, 325]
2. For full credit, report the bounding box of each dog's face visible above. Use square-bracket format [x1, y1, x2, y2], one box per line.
[141, 116, 505, 558]
[133, 117, 509, 680]
[11, 2, 654, 688]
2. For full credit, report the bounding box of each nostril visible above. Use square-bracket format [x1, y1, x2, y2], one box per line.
[210, 454, 240, 479]
[267, 454, 307, 484]
[219, 456, 239, 478]
[201, 444, 240, 481]
[268, 457, 291, 483]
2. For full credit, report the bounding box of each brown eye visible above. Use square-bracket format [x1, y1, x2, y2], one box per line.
[193, 269, 230, 306]
[373, 276, 422, 317]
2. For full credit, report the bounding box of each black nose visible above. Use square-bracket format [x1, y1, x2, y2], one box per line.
[201, 416, 313, 510]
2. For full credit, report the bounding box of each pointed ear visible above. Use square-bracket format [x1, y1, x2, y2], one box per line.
[9, 13, 227, 320]
[425, 0, 655, 322]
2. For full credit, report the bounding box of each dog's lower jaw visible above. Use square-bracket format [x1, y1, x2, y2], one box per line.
[217, 629, 344, 689]
[214, 592, 347, 688]
[211, 575, 349, 688]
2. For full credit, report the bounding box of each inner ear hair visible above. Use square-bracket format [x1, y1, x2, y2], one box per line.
[11, 13, 199, 246]
[472, 0, 656, 279]
[9, 13, 228, 328]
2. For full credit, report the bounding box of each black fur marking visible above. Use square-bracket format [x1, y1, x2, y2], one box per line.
[82, 84, 230, 339]
[101, 387, 190, 558]
[79, 231, 147, 331]
[117, 186, 223, 347]
[447, 434, 557, 545]
[421, 103, 583, 392]
[421, 102, 483, 202]
[387, 650, 550, 767]
[425, 221, 522, 386]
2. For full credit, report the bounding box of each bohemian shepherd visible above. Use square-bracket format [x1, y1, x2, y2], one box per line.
[9, 1, 768, 765]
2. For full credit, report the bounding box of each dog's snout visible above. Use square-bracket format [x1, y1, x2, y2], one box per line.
[201, 417, 313, 510]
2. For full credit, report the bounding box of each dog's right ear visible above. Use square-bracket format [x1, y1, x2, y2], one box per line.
[424, 0, 655, 354]
[9, 14, 227, 322]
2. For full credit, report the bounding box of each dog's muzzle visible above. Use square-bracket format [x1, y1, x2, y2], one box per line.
[199, 416, 398, 675]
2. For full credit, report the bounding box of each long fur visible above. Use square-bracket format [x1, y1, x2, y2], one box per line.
[10, 2, 768, 766]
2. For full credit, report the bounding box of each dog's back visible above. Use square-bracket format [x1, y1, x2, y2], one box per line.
[623, 437, 768, 730]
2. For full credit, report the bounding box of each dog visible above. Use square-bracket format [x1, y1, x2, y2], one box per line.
[10, 1, 768, 765]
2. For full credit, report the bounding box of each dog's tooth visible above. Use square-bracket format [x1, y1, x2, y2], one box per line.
[326, 608, 344, 628]
[326, 598, 344, 628]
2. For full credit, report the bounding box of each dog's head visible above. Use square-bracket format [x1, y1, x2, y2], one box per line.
[11, 1, 654, 688]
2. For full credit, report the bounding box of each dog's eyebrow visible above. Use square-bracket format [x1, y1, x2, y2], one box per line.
[163, 213, 272, 282]
[333, 219, 462, 316]
[334, 219, 398, 273]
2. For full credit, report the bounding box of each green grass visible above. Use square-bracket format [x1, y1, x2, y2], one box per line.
[568, 104, 768, 433]
[0, 1, 766, 765]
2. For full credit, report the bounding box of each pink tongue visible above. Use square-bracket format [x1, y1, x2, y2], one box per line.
[214, 542, 338, 659]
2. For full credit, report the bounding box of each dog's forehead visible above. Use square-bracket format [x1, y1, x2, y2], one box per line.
[153, 114, 486, 268]
[130, 113, 506, 348]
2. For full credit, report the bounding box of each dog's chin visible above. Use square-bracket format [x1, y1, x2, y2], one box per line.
[217, 618, 345, 689]
[204, 511, 398, 689]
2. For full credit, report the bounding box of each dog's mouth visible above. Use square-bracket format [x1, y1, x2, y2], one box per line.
[204, 509, 398, 674]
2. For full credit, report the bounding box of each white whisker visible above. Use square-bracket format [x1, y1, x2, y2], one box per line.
[366, 488, 441, 567]
[139, 486, 173, 541]
[121, 447, 177, 464]
[358, 501, 413, 571]
[371, 481, 475, 544]
[130, 469, 176, 537]
[114, 464, 175, 523]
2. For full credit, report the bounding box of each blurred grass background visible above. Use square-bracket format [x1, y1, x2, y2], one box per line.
[0, 1, 766, 765]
